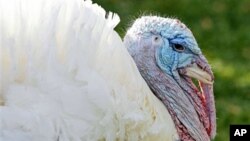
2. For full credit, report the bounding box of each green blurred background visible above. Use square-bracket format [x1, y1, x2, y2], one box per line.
[93, 0, 250, 140]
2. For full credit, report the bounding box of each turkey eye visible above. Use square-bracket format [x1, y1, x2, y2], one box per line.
[173, 44, 185, 52]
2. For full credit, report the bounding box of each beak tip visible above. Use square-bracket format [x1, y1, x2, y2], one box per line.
[183, 65, 214, 85]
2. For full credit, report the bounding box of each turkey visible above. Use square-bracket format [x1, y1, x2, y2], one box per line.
[0, 0, 216, 141]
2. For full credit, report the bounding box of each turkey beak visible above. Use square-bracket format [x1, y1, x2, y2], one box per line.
[185, 64, 213, 85]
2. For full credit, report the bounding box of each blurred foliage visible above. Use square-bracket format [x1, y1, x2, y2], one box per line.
[93, 0, 250, 140]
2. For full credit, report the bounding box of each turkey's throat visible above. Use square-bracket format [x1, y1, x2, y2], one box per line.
[138, 64, 210, 141]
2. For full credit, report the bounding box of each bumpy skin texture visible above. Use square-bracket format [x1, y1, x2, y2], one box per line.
[124, 16, 216, 141]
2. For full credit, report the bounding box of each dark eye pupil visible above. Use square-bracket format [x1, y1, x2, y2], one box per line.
[174, 44, 185, 52]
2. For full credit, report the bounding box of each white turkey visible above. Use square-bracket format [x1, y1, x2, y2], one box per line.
[0, 0, 216, 141]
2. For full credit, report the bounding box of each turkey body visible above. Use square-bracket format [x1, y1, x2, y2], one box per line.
[0, 0, 179, 141]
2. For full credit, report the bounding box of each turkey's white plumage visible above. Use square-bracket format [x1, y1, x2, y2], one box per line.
[0, 0, 178, 141]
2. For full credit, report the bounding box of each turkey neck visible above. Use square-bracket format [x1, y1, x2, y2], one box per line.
[132, 50, 210, 141]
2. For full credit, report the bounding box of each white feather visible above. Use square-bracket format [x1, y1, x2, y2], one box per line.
[0, 0, 178, 140]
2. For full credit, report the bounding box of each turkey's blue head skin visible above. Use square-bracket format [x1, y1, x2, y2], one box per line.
[124, 16, 216, 141]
